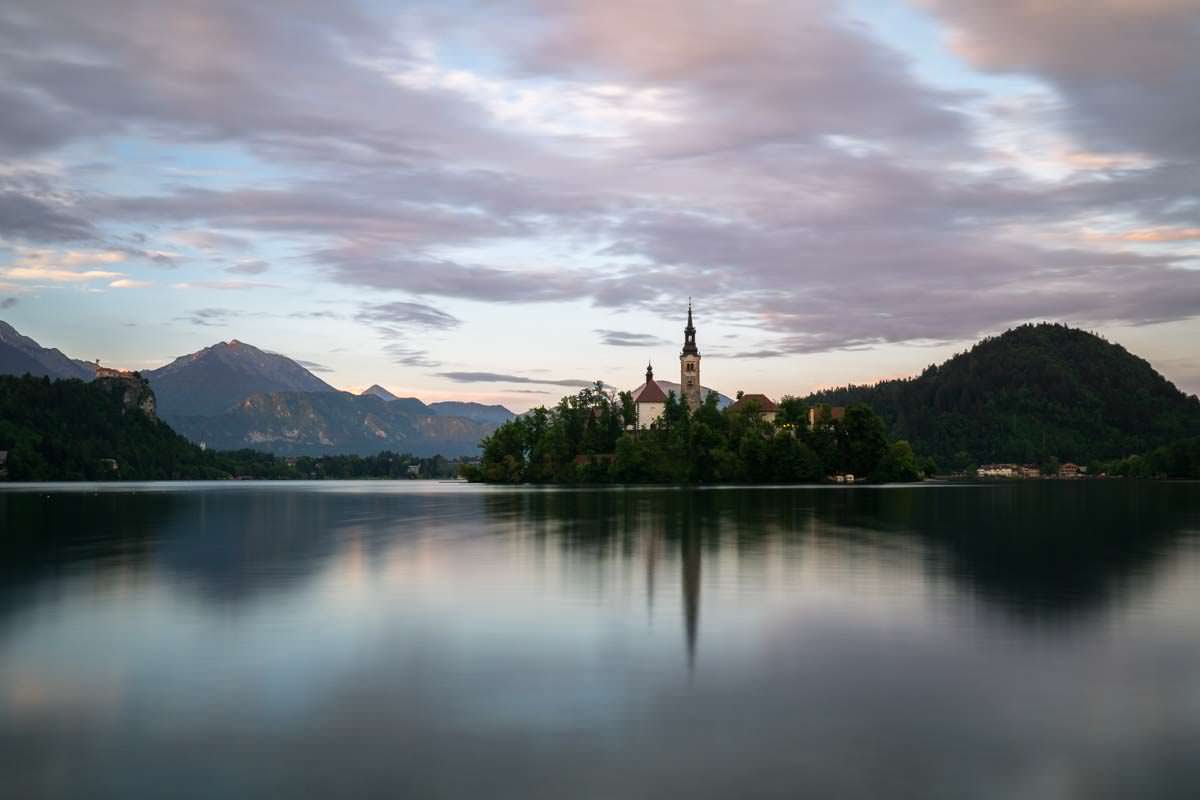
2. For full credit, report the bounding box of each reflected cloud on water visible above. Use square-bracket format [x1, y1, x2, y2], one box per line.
[1, 482, 1200, 798]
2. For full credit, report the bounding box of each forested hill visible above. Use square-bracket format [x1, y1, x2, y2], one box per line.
[0, 375, 460, 480]
[0, 374, 211, 480]
[806, 324, 1200, 468]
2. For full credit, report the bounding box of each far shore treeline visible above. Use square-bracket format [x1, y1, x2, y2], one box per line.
[0, 374, 458, 481]
[462, 384, 926, 485]
[3, 329, 1200, 483]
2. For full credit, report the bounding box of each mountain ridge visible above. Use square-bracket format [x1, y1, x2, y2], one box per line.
[0, 320, 94, 380]
[360, 385, 516, 424]
[174, 390, 493, 457]
[145, 339, 337, 419]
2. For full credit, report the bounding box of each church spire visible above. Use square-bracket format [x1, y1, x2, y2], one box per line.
[681, 298, 699, 357]
[646, 361, 654, 383]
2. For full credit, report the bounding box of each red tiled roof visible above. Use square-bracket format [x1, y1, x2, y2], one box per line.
[729, 393, 778, 412]
[633, 379, 668, 403]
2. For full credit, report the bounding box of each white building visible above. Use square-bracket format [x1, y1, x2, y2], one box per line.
[633, 363, 668, 430]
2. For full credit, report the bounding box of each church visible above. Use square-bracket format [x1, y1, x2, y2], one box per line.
[631, 302, 706, 430]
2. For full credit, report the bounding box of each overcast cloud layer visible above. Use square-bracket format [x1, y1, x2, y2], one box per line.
[1, 0, 1197, 403]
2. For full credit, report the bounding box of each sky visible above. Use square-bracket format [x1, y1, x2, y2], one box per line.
[1, 0, 1198, 410]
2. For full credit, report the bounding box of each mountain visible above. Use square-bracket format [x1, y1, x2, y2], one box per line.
[174, 391, 494, 457]
[358, 385, 432, 415]
[805, 323, 1200, 467]
[360, 385, 515, 425]
[146, 340, 336, 419]
[0, 321, 94, 380]
[361, 384, 400, 402]
[428, 401, 516, 425]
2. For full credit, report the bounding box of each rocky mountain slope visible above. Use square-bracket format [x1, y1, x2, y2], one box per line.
[175, 391, 494, 457]
[145, 340, 337, 419]
[0, 321, 94, 380]
[360, 386, 516, 424]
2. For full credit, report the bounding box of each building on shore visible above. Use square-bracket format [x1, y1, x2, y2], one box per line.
[977, 463, 1020, 478]
[729, 393, 779, 423]
[1058, 462, 1086, 478]
[808, 405, 846, 429]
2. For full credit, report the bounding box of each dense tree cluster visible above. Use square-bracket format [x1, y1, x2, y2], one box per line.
[1097, 438, 1200, 479]
[0, 375, 457, 480]
[462, 383, 923, 484]
[807, 323, 1200, 469]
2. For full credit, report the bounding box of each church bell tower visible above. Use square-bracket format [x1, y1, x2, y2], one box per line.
[680, 300, 702, 410]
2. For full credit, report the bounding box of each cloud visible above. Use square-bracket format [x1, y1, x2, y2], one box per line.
[176, 307, 262, 327]
[357, 301, 461, 331]
[288, 310, 341, 320]
[109, 278, 152, 288]
[596, 329, 669, 347]
[381, 343, 440, 368]
[517, 0, 973, 159]
[225, 259, 270, 275]
[294, 359, 333, 373]
[1112, 228, 1200, 243]
[3, 268, 120, 283]
[169, 230, 253, 252]
[920, 0, 1200, 160]
[172, 280, 280, 290]
[437, 371, 595, 387]
[1, 0, 1197, 370]
[726, 349, 784, 360]
[0, 192, 96, 242]
[355, 300, 461, 369]
[0, 297, 17, 309]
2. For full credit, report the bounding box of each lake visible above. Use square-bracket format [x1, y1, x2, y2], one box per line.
[2, 481, 1199, 798]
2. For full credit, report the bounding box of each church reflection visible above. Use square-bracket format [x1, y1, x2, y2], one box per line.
[682, 527, 701, 671]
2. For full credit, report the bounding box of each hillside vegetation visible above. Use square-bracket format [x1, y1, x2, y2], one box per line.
[0, 375, 459, 480]
[466, 385, 923, 484]
[806, 324, 1200, 468]
[0, 375, 212, 479]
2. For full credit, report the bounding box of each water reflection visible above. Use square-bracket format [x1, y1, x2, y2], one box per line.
[1, 482, 1199, 799]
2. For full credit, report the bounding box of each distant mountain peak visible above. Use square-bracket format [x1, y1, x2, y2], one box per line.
[146, 339, 336, 419]
[0, 319, 95, 380]
[361, 384, 399, 402]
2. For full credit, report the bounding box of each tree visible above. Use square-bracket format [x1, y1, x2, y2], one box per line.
[840, 404, 888, 477]
[873, 440, 920, 482]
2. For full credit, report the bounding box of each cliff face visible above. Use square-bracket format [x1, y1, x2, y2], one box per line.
[95, 373, 156, 418]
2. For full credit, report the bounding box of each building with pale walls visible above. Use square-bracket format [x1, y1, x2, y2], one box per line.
[632, 363, 668, 430]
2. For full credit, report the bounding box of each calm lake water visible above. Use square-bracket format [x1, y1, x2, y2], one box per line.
[2, 481, 1199, 799]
